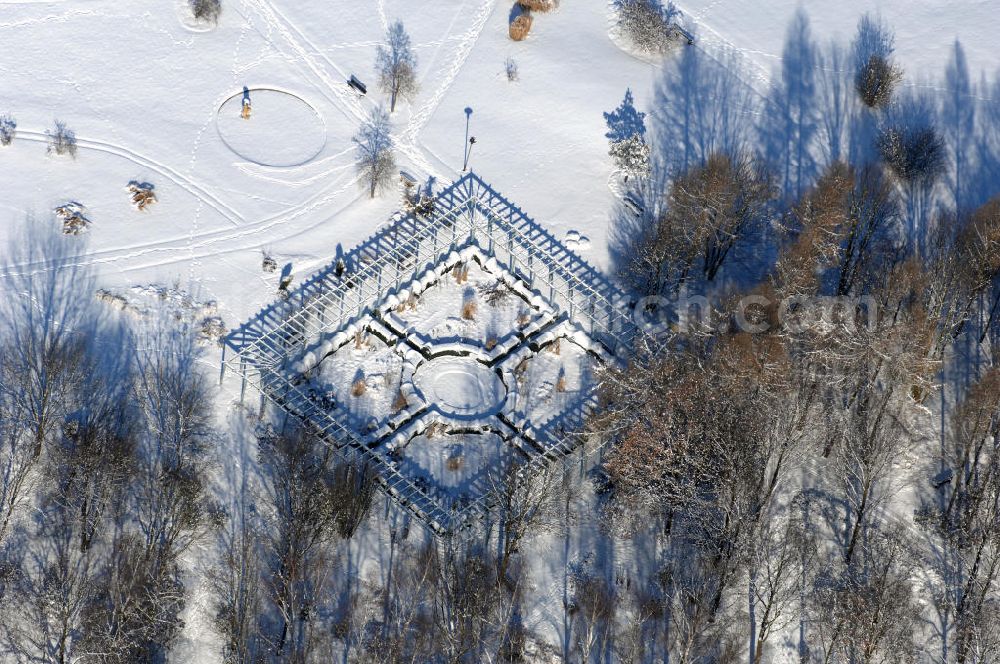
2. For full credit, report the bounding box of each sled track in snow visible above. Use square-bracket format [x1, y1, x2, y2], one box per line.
[8, 129, 369, 275]
[18, 129, 244, 227]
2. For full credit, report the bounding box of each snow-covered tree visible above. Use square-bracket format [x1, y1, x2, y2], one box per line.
[353, 106, 396, 199]
[615, 0, 681, 54]
[608, 133, 650, 180]
[605, 89, 649, 179]
[376, 20, 418, 112]
[257, 427, 342, 659]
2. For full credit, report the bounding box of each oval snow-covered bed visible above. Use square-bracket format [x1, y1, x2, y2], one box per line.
[412, 357, 506, 418]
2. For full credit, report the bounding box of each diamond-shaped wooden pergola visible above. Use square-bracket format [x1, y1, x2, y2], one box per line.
[224, 173, 636, 535]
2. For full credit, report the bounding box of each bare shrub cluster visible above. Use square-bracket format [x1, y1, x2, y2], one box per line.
[0, 114, 15, 146]
[46, 120, 77, 158]
[190, 0, 221, 24]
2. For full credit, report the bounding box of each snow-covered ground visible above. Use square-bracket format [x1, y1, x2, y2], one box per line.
[2, 0, 997, 660]
[2, 0, 993, 328]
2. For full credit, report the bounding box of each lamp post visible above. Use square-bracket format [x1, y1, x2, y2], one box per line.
[462, 107, 473, 171]
[464, 136, 476, 172]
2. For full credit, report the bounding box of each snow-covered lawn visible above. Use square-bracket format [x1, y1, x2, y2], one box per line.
[2, 0, 997, 660]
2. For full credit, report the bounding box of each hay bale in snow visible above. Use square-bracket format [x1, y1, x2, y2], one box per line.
[509, 13, 533, 41]
[518, 0, 557, 12]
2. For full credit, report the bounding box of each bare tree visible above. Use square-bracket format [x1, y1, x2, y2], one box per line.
[330, 460, 376, 539]
[917, 368, 1000, 664]
[376, 21, 418, 112]
[79, 532, 188, 662]
[610, 151, 773, 296]
[7, 356, 136, 664]
[257, 426, 341, 660]
[212, 488, 265, 663]
[747, 510, 815, 664]
[488, 462, 563, 584]
[837, 163, 900, 296]
[669, 150, 775, 282]
[852, 14, 902, 109]
[0, 224, 96, 546]
[354, 106, 396, 199]
[568, 564, 617, 663]
[836, 404, 906, 566]
[811, 527, 920, 664]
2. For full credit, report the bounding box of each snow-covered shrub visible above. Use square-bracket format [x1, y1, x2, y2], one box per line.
[96, 288, 130, 310]
[0, 114, 15, 146]
[190, 0, 221, 24]
[54, 202, 90, 235]
[262, 253, 277, 273]
[509, 13, 532, 41]
[505, 56, 519, 82]
[127, 181, 157, 211]
[518, 0, 558, 12]
[852, 14, 901, 108]
[615, 0, 682, 54]
[277, 274, 293, 298]
[46, 120, 77, 158]
[199, 316, 227, 344]
[401, 178, 437, 216]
